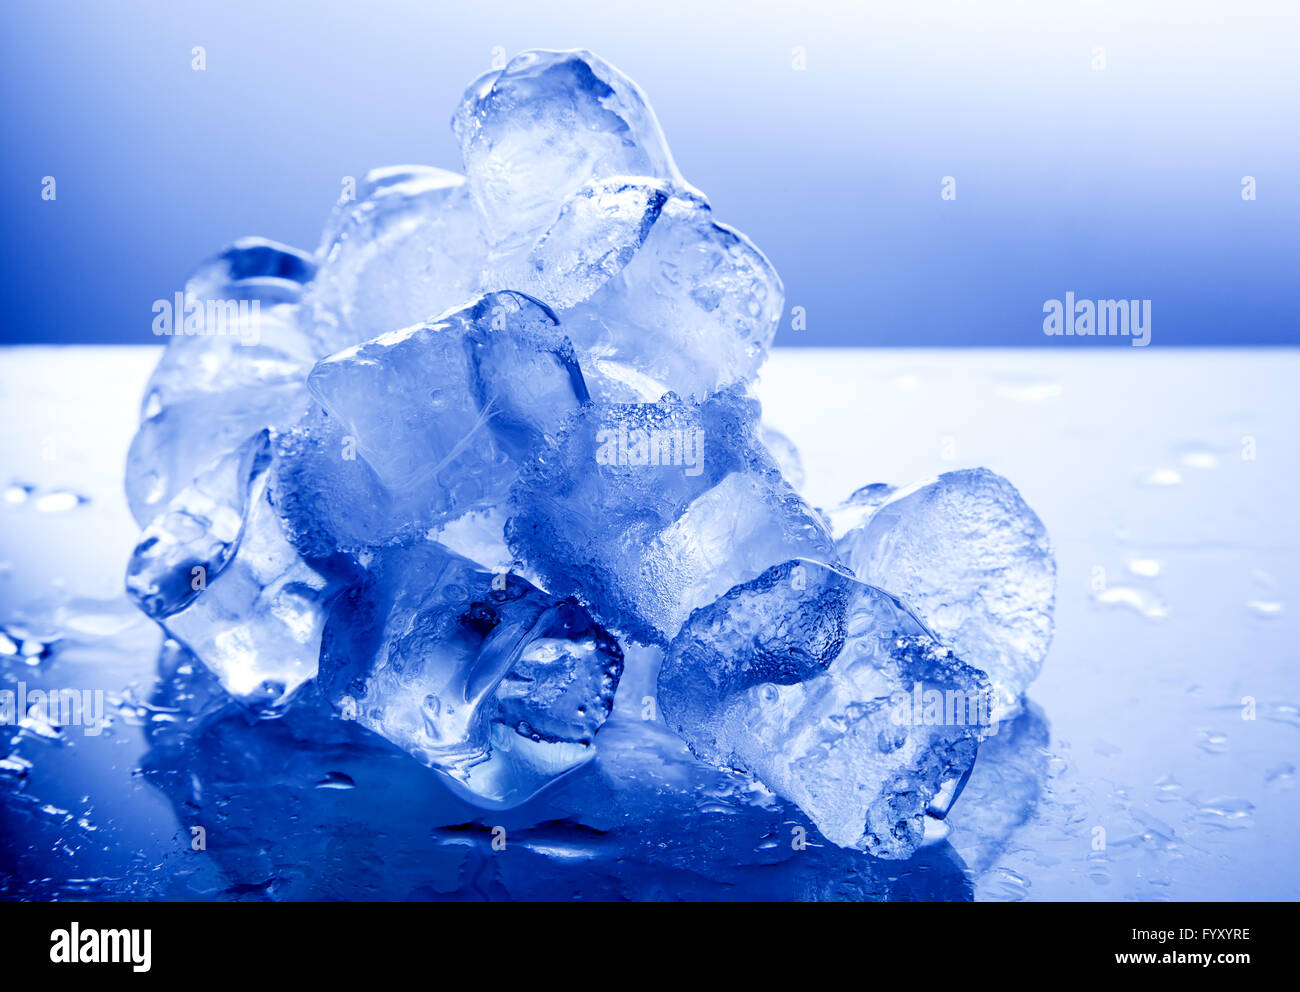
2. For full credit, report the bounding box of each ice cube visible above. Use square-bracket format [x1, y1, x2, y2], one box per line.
[761, 426, 805, 491]
[126, 238, 317, 526]
[304, 166, 484, 356]
[507, 386, 835, 643]
[141, 237, 317, 416]
[658, 558, 993, 859]
[126, 383, 307, 527]
[483, 176, 670, 311]
[559, 192, 783, 401]
[318, 540, 623, 808]
[306, 290, 587, 532]
[268, 403, 397, 560]
[126, 431, 339, 707]
[835, 468, 1056, 715]
[453, 49, 683, 254]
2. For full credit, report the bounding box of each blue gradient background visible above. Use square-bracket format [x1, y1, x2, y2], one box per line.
[1, 0, 1297, 347]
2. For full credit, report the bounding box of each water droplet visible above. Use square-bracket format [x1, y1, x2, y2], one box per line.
[1180, 451, 1218, 469]
[1246, 600, 1283, 618]
[1127, 558, 1161, 578]
[1154, 774, 1183, 801]
[1264, 702, 1300, 727]
[315, 771, 356, 790]
[1195, 729, 1228, 754]
[0, 754, 33, 778]
[33, 491, 89, 513]
[1140, 468, 1182, 487]
[1194, 796, 1254, 830]
[1264, 762, 1294, 789]
[982, 866, 1031, 902]
[1093, 586, 1168, 620]
[2, 483, 35, 506]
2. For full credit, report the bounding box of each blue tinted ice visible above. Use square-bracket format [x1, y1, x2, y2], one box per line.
[115, 50, 1057, 852]
[658, 559, 993, 859]
[140, 237, 318, 413]
[455, 51, 780, 401]
[761, 426, 805, 491]
[453, 49, 682, 254]
[556, 191, 783, 401]
[304, 166, 484, 357]
[126, 238, 316, 526]
[269, 403, 397, 559]
[484, 177, 670, 312]
[318, 540, 623, 807]
[126, 432, 337, 707]
[835, 468, 1056, 716]
[507, 387, 835, 643]
[306, 290, 587, 534]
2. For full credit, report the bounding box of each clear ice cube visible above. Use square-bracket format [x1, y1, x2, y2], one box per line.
[318, 540, 623, 808]
[835, 467, 1056, 715]
[507, 386, 835, 643]
[559, 192, 783, 401]
[658, 558, 993, 859]
[304, 166, 484, 356]
[453, 49, 683, 255]
[306, 290, 587, 532]
[126, 431, 338, 707]
[126, 238, 317, 526]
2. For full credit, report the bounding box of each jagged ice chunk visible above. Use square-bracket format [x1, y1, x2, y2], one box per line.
[507, 387, 834, 643]
[453, 49, 683, 254]
[318, 540, 623, 807]
[303, 166, 484, 356]
[658, 559, 993, 859]
[835, 468, 1056, 715]
[126, 432, 337, 707]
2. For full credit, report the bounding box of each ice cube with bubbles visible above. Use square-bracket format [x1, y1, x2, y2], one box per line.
[453, 49, 683, 255]
[126, 431, 339, 707]
[318, 540, 623, 808]
[507, 386, 835, 643]
[835, 468, 1056, 717]
[658, 558, 993, 859]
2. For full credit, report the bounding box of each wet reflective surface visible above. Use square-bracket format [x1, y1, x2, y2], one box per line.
[3, 347, 1297, 899]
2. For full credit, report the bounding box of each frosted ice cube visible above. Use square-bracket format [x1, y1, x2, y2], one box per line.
[318, 540, 623, 807]
[658, 558, 993, 859]
[268, 403, 396, 560]
[836, 468, 1056, 715]
[453, 49, 683, 254]
[304, 166, 484, 356]
[126, 431, 337, 707]
[507, 387, 835, 643]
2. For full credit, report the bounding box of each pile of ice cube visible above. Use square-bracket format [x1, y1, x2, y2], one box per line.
[124, 50, 1055, 857]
